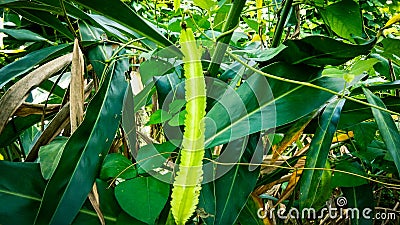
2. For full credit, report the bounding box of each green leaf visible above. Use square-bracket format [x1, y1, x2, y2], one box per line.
[194, 0, 217, 11]
[168, 110, 187, 127]
[338, 97, 400, 129]
[115, 177, 170, 225]
[242, 17, 259, 32]
[154, 71, 184, 108]
[100, 153, 137, 180]
[199, 134, 261, 225]
[322, 67, 346, 78]
[0, 115, 44, 148]
[322, 59, 378, 83]
[13, 8, 74, 40]
[312, 162, 332, 209]
[0, 44, 71, 88]
[381, 37, 400, 58]
[0, 28, 48, 42]
[116, 212, 148, 225]
[136, 141, 177, 177]
[70, 0, 177, 50]
[331, 161, 368, 187]
[299, 98, 345, 209]
[0, 0, 62, 13]
[122, 83, 137, 157]
[34, 50, 129, 225]
[40, 79, 67, 98]
[168, 99, 186, 114]
[237, 196, 264, 225]
[234, 44, 287, 62]
[319, 0, 362, 40]
[362, 87, 400, 176]
[146, 109, 173, 125]
[134, 83, 156, 112]
[272, 35, 375, 66]
[352, 122, 378, 150]
[140, 59, 175, 85]
[370, 53, 400, 80]
[39, 137, 68, 180]
[0, 161, 46, 225]
[0, 162, 119, 225]
[205, 63, 346, 148]
[342, 184, 374, 225]
[349, 58, 379, 75]
[351, 80, 400, 95]
[95, 179, 122, 219]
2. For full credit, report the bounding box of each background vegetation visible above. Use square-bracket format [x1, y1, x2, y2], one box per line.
[0, 0, 399, 224]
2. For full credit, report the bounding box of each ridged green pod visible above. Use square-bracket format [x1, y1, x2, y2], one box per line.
[170, 28, 206, 224]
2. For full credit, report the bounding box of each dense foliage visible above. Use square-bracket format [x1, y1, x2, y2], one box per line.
[0, 0, 399, 224]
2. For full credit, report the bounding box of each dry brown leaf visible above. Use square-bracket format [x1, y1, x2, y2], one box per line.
[274, 170, 302, 207]
[70, 39, 85, 133]
[25, 103, 70, 162]
[25, 82, 93, 162]
[88, 183, 105, 225]
[271, 111, 317, 163]
[0, 53, 72, 135]
[14, 103, 61, 117]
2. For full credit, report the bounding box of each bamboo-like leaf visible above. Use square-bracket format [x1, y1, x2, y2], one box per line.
[0, 53, 72, 135]
[122, 83, 137, 157]
[0, 115, 44, 148]
[70, 39, 85, 132]
[171, 28, 207, 225]
[199, 134, 262, 225]
[0, 44, 71, 88]
[0, 161, 46, 225]
[0, 161, 120, 224]
[25, 103, 70, 162]
[299, 98, 345, 209]
[363, 87, 400, 175]
[237, 195, 265, 225]
[13, 8, 74, 40]
[70, 0, 176, 49]
[0, 28, 48, 42]
[205, 62, 346, 148]
[342, 184, 374, 225]
[34, 50, 129, 225]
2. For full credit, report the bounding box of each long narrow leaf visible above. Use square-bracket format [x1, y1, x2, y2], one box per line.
[0, 53, 73, 135]
[0, 44, 71, 88]
[299, 98, 345, 209]
[34, 51, 129, 225]
[0, 161, 46, 225]
[0, 161, 119, 224]
[199, 133, 262, 225]
[205, 63, 346, 148]
[363, 87, 400, 175]
[70, 0, 176, 49]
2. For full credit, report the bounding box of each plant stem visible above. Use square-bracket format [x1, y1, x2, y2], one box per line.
[207, 0, 246, 77]
[271, 0, 293, 48]
[227, 51, 400, 116]
[59, 0, 77, 40]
